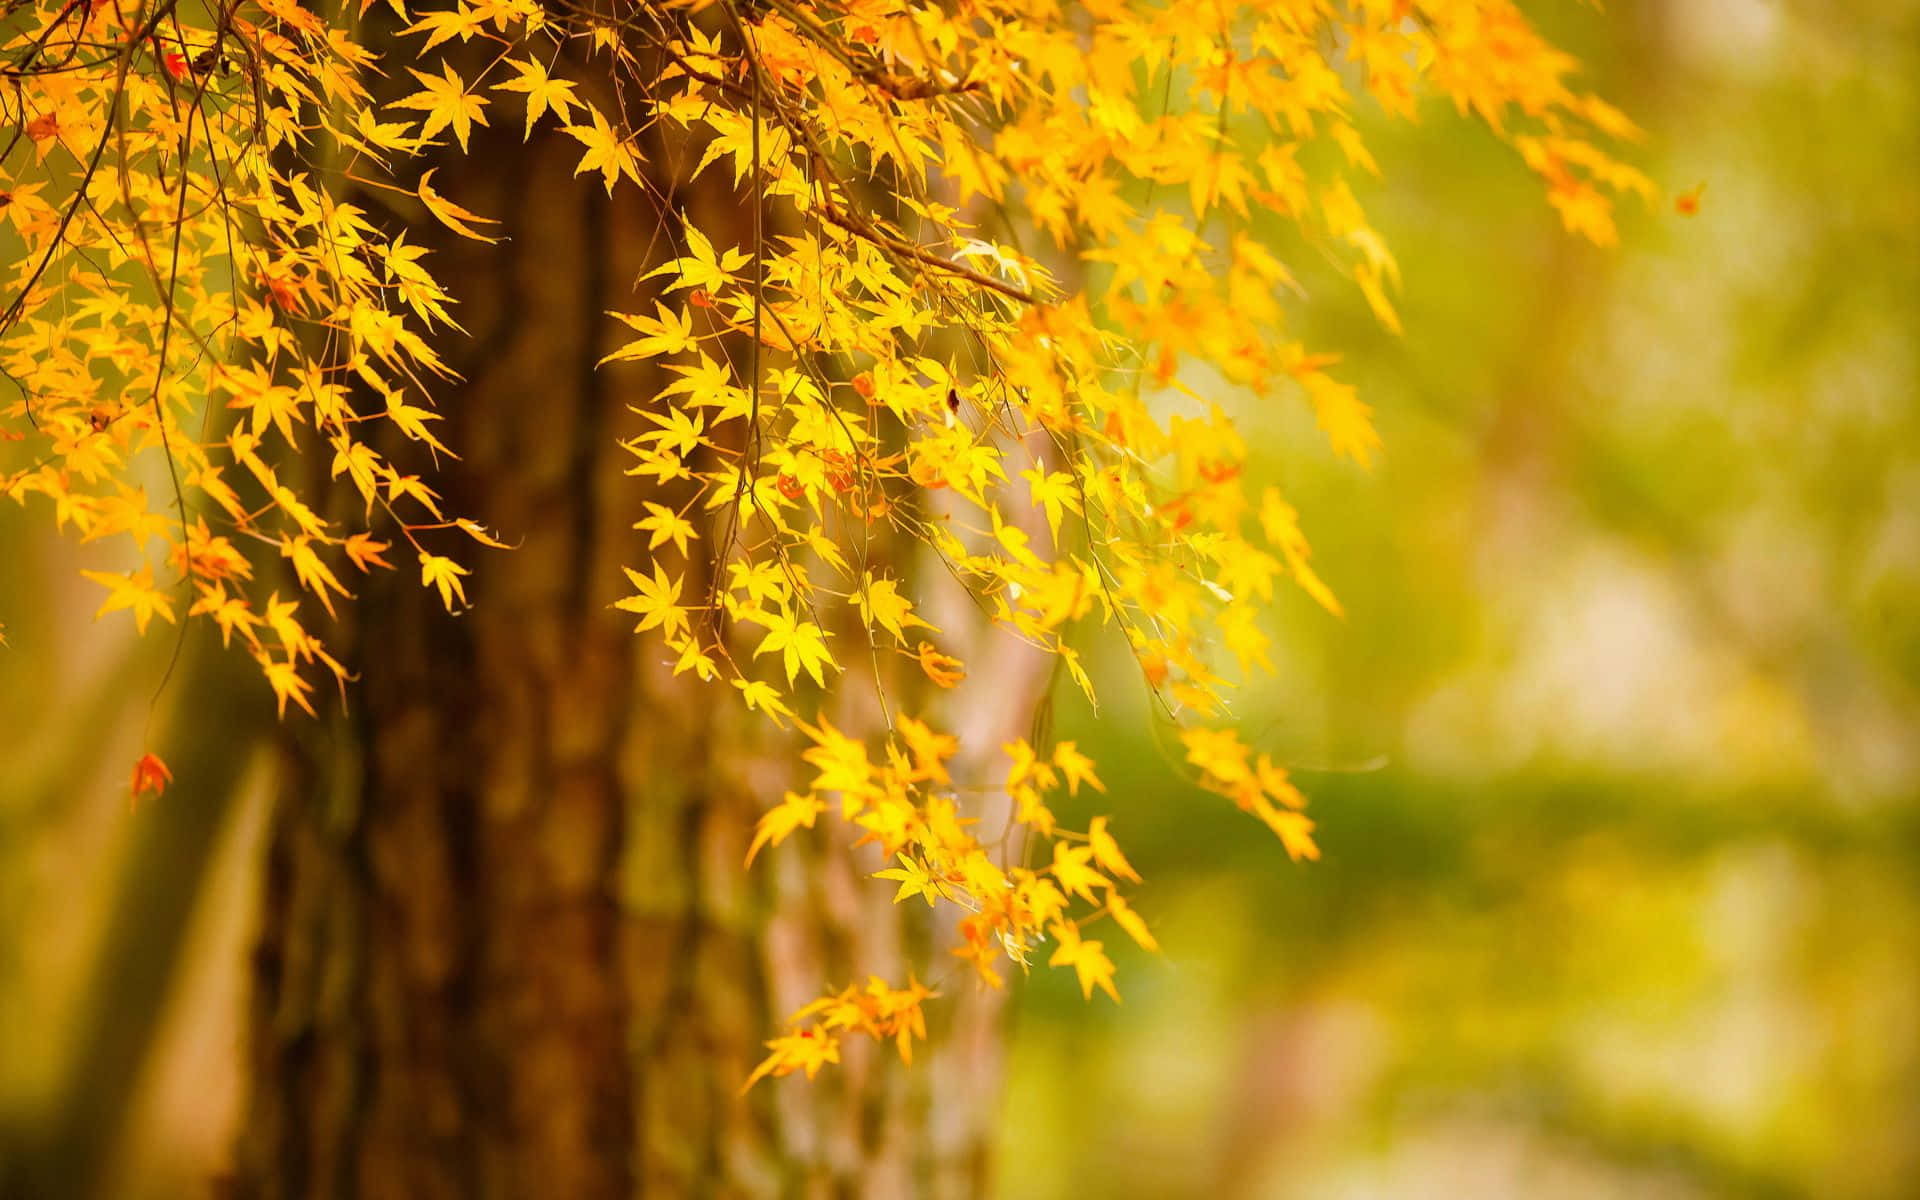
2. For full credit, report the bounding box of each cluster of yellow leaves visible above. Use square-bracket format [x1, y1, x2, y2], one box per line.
[1, 0, 529, 717]
[1, 0, 1639, 1083]
[744, 974, 935, 1089]
[744, 718, 1157, 1083]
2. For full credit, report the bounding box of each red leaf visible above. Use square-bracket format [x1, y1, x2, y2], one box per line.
[130, 752, 173, 807]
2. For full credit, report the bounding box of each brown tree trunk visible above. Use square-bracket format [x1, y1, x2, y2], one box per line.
[231, 102, 1015, 1200]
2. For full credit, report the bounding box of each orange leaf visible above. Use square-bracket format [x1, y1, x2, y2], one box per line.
[914, 640, 965, 688]
[130, 753, 173, 807]
[344, 532, 394, 572]
[418, 169, 502, 243]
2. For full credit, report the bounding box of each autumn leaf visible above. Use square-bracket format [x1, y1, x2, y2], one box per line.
[392, 64, 490, 152]
[1048, 841, 1108, 905]
[1087, 816, 1140, 883]
[1048, 922, 1119, 1003]
[262, 657, 317, 719]
[914, 640, 965, 688]
[634, 501, 698, 556]
[419, 552, 471, 612]
[418, 169, 502, 243]
[80, 564, 177, 635]
[875, 854, 943, 907]
[566, 103, 641, 192]
[1052, 742, 1105, 796]
[284, 537, 351, 618]
[1107, 895, 1158, 953]
[334, 534, 388, 574]
[615, 563, 689, 640]
[855, 573, 934, 641]
[746, 791, 827, 866]
[733, 677, 794, 727]
[493, 56, 581, 139]
[129, 753, 173, 807]
[743, 1028, 840, 1092]
[754, 609, 837, 688]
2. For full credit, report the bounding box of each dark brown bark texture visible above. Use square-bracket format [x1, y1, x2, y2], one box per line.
[229, 88, 1013, 1200]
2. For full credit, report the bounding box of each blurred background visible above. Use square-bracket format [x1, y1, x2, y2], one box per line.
[2, 0, 1914, 1197]
[1006, 2, 1920, 1197]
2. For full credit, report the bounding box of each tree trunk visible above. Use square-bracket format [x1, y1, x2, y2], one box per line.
[231, 105, 1012, 1199]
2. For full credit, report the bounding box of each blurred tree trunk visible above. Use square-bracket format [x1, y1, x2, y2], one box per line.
[228, 107, 1011, 1199]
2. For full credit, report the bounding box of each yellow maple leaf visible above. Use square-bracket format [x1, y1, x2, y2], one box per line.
[614, 563, 689, 640]
[79, 564, 177, 635]
[418, 169, 502, 243]
[1107, 895, 1158, 953]
[391, 63, 490, 151]
[492, 55, 581, 139]
[746, 791, 827, 866]
[1048, 922, 1119, 1003]
[418, 552, 471, 612]
[1087, 816, 1140, 884]
[874, 854, 943, 907]
[753, 608, 836, 688]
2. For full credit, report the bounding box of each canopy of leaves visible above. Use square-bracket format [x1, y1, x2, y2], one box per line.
[0, 0, 1642, 1077]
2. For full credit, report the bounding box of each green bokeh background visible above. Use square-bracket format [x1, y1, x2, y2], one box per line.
[1004, 3, 1918, 1197]
[3, 1, 1915, 1196]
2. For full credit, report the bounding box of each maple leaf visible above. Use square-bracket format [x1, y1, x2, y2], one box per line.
[1048, 923, 1119, 1003]
[455, 519, 515, 550]
[634, 501, 697, 556]
[1182, 727, 1254, 787]
[754, 609, 836, 688]
[418, 169, 502, 243]
[1048, 841, 1108, 905]
[392, 64, 490, 151]
[855, 573, 934, 641]
[344, 533, 395, 573]
[387, 393, 454, 459]
[566, 104, 641, 193]
[129, 753, 173, 807]
[895, 717, 958, 785]
[402, 5, 489, 51]
[604, 304, 696, 364]
[637, 406, 706, 459]
[1087, 816, 1141, 883]
[645, 225, 751, 295]
[1106, 894, 1158, 953]
[1052, 741, 1105, 796]
[874, 854, 943, 907]
[1021, 466, 1084, 543]
[1299, 370, 1382, 469]
[746, 791, 827, 866]
[493, 55, 581, 139]
[284, 537, 352, 618]
[262, 657, 318, 719]
[347, 106, 422, 157]
[732, 677, 794, 727]
[80, 564, 177, 635]
[1259, 489, 1344, 618]
[615, 563, 690, 640]
[914, 640, 965, 689]
[189, 583, 260, 649]
[743, 1028, 840, 1092]
[419, 553, 471, 612]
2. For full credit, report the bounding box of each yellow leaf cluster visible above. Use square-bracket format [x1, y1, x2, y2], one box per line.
[2, 0, 1641, 1085]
